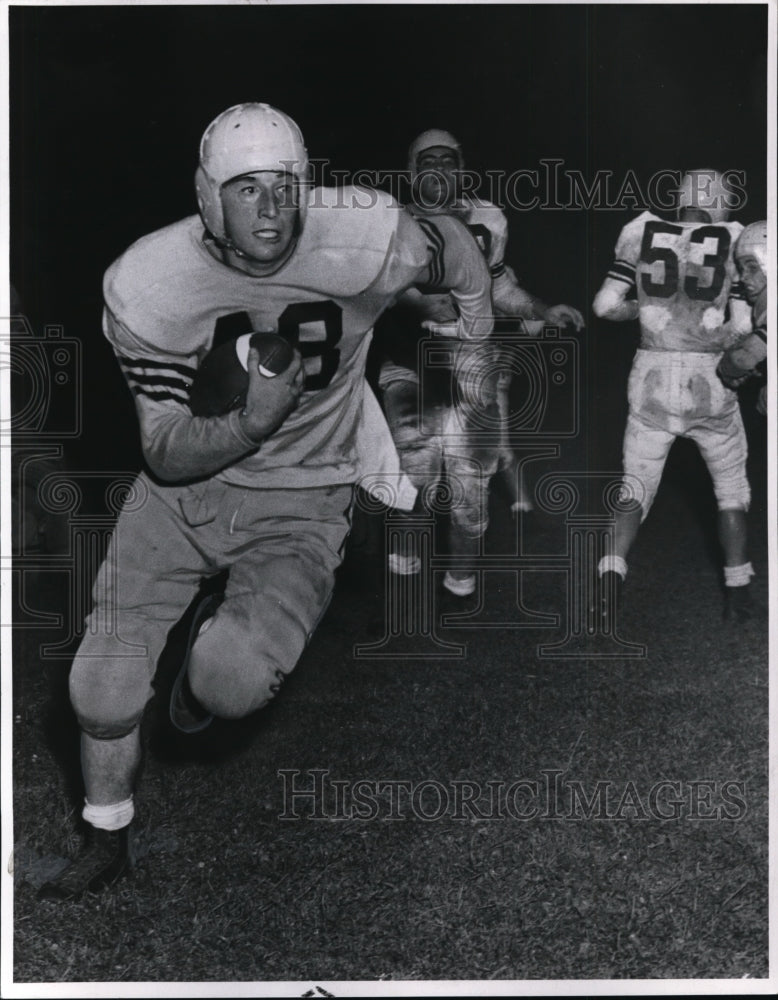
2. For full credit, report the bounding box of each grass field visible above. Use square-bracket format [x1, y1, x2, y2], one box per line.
[8, 356, 771, 991]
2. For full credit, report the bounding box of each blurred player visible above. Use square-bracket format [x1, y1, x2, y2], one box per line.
[592, 169, 754, 623]
[38, 104, 493, 901]
[717, 220, 768, 414]
[375, 129, 583, 595]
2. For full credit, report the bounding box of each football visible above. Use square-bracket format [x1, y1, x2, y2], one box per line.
[189, 332, 295, 417]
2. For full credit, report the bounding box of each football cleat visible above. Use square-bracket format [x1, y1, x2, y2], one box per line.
[169, 593, 223, 734]
[37, 825, 132, 902]
[388, 552, 422, 576]
[443, 571, 476, 597]
[723, 584, 753, 623]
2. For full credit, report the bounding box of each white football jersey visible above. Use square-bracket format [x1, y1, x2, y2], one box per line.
[104, 187, 492, 489]
[607, 211, 747, 352]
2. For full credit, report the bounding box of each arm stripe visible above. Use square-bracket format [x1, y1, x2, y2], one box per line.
[608, 260, 636, 281]
[132, 387, 191, 405]
[416, 218, 446, 288]
[606, 270, 636, 288]
[118, 355, 197, 378]
[125, 373, 193, 392]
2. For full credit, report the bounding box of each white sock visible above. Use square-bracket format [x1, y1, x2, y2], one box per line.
[724, 562, 754, 588]
[598, 555, 628, 580]
[82, 796, 134, 831]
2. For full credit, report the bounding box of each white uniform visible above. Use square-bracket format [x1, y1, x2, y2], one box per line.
[69, 188, 493, 735]
[604, 211, 751, 515]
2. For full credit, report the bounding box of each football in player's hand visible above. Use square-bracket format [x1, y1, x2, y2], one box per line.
[189, 332, 295, 417]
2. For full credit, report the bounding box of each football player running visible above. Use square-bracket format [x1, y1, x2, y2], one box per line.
[592, 169, 755, 624]
[38, 103, 494, 901]
[375, 129, 584, 596]
[717, 220, 768, 414]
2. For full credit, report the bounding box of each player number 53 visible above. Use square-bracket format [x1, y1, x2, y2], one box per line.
[639, 221, 731, 302]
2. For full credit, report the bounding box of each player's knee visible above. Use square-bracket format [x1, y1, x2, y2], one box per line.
[189, 652, 285, 719]
[69, 659, 146, 738]
[188, 615, 298, 719]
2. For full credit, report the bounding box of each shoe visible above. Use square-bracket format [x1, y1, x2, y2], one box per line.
[37, 825, 132, 901]
[169, 593, 222, 734]
[443, 571, 476, 597]
[723, 584, 753, 623]
[510, 499, 534, 515]
[388, 552, 422, 576]
[594, 570, 623, 630]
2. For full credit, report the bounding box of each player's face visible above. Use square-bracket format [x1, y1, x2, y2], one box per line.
[220, 171, 299, 271]
[415, 146, 459, 211]
[736, 254, 767, 304]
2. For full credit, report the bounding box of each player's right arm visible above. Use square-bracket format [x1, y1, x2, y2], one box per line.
[105, 309, 303, 483]
[592, 216, 644, 323]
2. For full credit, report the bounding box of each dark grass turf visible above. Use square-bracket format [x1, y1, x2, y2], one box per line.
[10, 384, 770, 985]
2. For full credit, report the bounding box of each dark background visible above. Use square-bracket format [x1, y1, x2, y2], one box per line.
[9, 2, 769, 472]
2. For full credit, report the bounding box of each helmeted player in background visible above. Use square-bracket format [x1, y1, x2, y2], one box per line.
[717, 220, 768, 415]
[38, 104, 493, 901]
[592, 168, 755, 623]
[374, 129, 583, 596]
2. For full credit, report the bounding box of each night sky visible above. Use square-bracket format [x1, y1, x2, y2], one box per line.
[8, 2, 769, 469]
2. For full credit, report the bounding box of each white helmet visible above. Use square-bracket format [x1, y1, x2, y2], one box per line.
[676, 169, 733, 223]
[407, 128, 463, 180]
[195, 103, 310, 241]
[734, 220, 767, 271]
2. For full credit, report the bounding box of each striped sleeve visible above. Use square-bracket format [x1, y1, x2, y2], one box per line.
[116, 355, 197, 407]
[102, 307, 257, 482]
[605, 216, 646, 290]
[414, 217, 447, 291]
[606, 258, 636, 288]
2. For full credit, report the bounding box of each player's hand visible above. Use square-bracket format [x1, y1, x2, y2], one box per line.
[239, 346, 304, 444]
[716, 354, 757, 391]
[544, 304, 585, 331]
